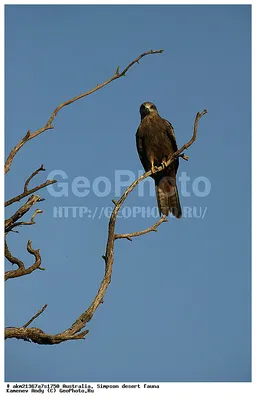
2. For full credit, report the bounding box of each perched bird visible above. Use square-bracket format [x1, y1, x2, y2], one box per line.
[136, 102, 182, 218]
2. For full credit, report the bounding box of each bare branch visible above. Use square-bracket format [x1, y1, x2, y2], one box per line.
[4, 49, 164, 174]
[24, 208, 43, 224]
[180, 153, 189, 161]
[7, 209, 43, 231]
[5, 240, 44, 281]
[5, 166, 56, 207]
[115, 216, 168, 241]
[176, 109, 207, 155]
[5, 195, 42, 233]
[24, 165, 45, 191]
[4, 130, 31, 175]
[5, 303, 88, 344]
[23, 304, 48, 328]
[5, 240, 25, 271]
[5, 326, 89, 345]
[117, 49, 164, 76]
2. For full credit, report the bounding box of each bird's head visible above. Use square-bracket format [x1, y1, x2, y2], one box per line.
[140, 102, 158, 119]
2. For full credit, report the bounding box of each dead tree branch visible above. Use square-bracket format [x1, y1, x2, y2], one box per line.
[4, 109, 207, 344]
[5, 195, 43, 233]
[24, 165, 45, 191]
[5, 165, 56, 207]
[5, 240, 24, 271]
[5, 239, 44, 281]
[115, 216, 168, 241]
[5, 326, 88, 345]
[23, 304, 48, 328]
[4, 49, 164, 174]
[6, 209, 43, 232]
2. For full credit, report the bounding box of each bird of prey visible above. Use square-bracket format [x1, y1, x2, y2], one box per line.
[136, 102, 182, 218]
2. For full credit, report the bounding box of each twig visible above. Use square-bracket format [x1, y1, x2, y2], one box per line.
[4, 49, 164, 174]
[5, 240, 44, 281]
[115, 216, 168, 241]
[23, 305, 48, 328]
[5, 195, 42, 233]
[8, 209, 43, 231]
[5, 166, 56, 207]
[180, 154, 189, 161]
[5, 240, 24, 271]
[24, 165, 45, 192]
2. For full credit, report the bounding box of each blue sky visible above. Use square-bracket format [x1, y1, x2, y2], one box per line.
[5, 5, 251, 382]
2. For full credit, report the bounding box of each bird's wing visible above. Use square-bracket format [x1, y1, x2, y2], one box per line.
[136, 127, 147, 170]
[163, 119, 178, 152]
[162, 119, 179, 173]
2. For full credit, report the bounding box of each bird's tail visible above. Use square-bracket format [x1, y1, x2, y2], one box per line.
[155, 175, 182, 218]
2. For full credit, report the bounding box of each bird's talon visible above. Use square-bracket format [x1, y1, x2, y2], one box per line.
[151, 166, 158, 174]
[160, 161, 168, 169]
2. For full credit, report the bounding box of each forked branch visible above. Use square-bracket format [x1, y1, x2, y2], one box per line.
[5, 195, 43, 233]
[5, 165, 56, 207]
[5, 240, 44, 281]
[4, 49, 164, 174]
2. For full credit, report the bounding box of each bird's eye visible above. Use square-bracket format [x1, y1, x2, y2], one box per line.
[150, 105, 155, 109]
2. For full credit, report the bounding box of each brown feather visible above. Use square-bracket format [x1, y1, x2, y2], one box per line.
[155, 173, 182, 218]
